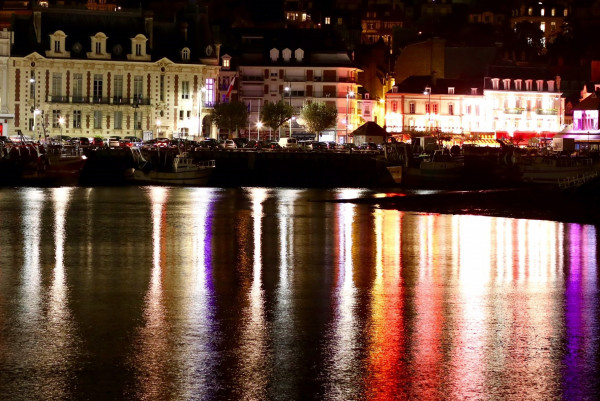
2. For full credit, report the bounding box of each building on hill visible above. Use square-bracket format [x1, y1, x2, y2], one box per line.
[217, 28, 366, 143]
[5, 4, 219, 141]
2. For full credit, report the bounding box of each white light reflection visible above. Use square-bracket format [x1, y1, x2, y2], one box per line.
[178, 187, 218, 399]
[135, 186, 169, 398]
[271, 189, 301, 394]
[19, 188, 44, 321]
[238, 187, 269, 399]
[324, 189, 359, 400]
[49, 187, 73, 315]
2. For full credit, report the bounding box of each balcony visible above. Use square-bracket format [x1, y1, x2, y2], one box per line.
[241, 75, 264, 82]
[72, 96, 89, 104]
[132, 97, 151, 106]
[504, 107, 525, 115]
[92, 97, 110, 104]
[48, 95, 69, 103]
[536, 108, 558, 115]
[112, 96, 131, 105]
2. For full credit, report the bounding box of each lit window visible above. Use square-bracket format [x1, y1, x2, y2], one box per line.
[182, 48, 189, 61]
[325, 17, 331, 25]
[409, 102, 415, 114]
[223, 58, 230, 68]
[564, 9, 568, 17]
[448, 87, 455, 94]
[528, 7, 533, 16]
[541, 8, 545, 17]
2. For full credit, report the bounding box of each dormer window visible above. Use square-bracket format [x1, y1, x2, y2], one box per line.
[222, 54, 231, 70]
[502, 79, 511, 90]
[127, 34, 150, 61]
[471, 88, 478, 95]
[514, 79, 522, 91]
[547, 80, 555, 92]
[491, 78, 500, 90]
[525, 80, 533, 91]
[46, 30, 70, 58]
[448, 87, 455, 94]
[88, 32, 110, 60]
[536, 80, 544, 91]
[282, 48, 292, 63]
[295, 48, 304, 63]
[181, 47, 190, 61]
[269, 48, 279, 62]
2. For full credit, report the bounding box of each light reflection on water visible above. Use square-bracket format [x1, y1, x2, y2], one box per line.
[0, 186, 599, 400]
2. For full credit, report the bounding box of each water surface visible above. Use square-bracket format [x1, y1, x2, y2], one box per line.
[0, 186, 598, 400]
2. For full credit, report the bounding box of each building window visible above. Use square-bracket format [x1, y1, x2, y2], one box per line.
[536, 80, 544, 91]
[526, 80, 533, 91]
[541, 8, 545, 17]
[204, 78, 215, 106]
[93, 74, 103, 100]
[94, 110, 102, 129]
[425, 103, 430, 114]
[551, 8, 556, 16]
[182, 81, 190, 99]
[54, 40, 60, 52]
[160, 75, 164, 102]
[223, 58, 230, 68]
[96, 42, 101, 54]
[114, 75, 123, 99]
[391, 101, 397, 112]
[492, 78, 500, 90]
[514, 80, 522, 91]
[448, 87, 455, 94]
[433, 103, 438, 114]
[135, 43, 142, 56]
[449, 104, 454, 115]
[337, 17, 343, 25]
[187, 111, 191, 119]
[73, 73, 83, 99]
[134, 111, 142, 130]
[471, 88, 478, 95]
[73, 110, 81, 128]
[182, 48, 189, 61]
[114, 111, 122, 129]
[409, 102, 415, 114]
[52, 73, 62, 97]
[133, 75, 143, 102]
[528, 7, 533, 16]
[52, 110, 61, 128]
[325, 17, 331, 25]
[564, 9, 568, 17]
[179, 110, 184, 120]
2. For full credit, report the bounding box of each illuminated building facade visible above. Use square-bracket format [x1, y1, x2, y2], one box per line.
[6, 6, 219, 141]
[384, 75, 565, 142]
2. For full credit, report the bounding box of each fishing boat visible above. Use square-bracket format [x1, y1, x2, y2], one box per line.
[131, 151, 215, 186]
[514, 153, 600, 189]
[381, 142, 465, 188]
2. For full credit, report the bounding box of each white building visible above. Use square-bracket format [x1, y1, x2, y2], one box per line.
[7, 7, 219, 142]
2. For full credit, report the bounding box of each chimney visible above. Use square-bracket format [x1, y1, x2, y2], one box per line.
[33, 11, 42, 44]
[144, 15, 153, 50]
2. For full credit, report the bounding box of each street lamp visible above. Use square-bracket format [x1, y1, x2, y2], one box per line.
[345, 89, 355, 142]
[423, 87, 431, 132]
[156, 119, 161, 137]
[198, 86, 206, 139]
[257, 121, 263, 142]
[58, 116, 65, 147]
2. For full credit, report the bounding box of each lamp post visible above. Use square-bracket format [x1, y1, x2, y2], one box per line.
[156, 119, 161, 138]
[423, 87, 431, 132]
[198, 86, 206, 139]
[345, 89, 355, 142]
[257, 121, 263, 142]
[284, 85, 292, 138]
[58, 116, 65, 148]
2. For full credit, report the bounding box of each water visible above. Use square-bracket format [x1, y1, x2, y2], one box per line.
[0, 186, 599, 400]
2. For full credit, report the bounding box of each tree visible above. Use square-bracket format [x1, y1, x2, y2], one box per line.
[300, 102, 338, 136]
[209, 101, 249, 137]
[260, 101, 293, 137]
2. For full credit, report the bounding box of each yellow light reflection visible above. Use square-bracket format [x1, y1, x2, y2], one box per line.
[366, 208, 406, 399]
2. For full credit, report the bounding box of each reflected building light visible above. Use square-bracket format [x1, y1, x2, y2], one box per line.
[20, 188, 44, 320]
[236, 187, 269, 399]
[50, 187, 73, 318]
[458, 215, 492, 288]
[323, 199, 359, 399]
[277, 189, 300, 292]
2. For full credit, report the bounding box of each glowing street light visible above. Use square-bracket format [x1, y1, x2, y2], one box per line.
[257, 121, 263, 142]
[423, 87, 431, 131]
[345, 89, 355, 141]
[58, 116, 65, 146]
[198, 86, 207, 139]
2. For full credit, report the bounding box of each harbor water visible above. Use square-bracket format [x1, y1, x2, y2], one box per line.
[0, 186, 599, 400]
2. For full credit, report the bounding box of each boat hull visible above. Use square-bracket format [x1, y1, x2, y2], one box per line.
[131, 166, 214, 186]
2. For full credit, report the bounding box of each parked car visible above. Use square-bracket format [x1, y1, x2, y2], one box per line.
[221, 139, 237, 149]
[70, 136, 90, 146]
[298, 140, 313, 151]
[312, 141, 329, 151]
[198, 138, 219, 149]
[266, 142, 282, 150]
[91, 137, 105, 147]
[359, 142, 378, 151]
[278, 137, 299, 149]
[108, 136, 121, 147]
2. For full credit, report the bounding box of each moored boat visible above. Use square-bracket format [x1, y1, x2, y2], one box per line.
[131, 151, 215, 186]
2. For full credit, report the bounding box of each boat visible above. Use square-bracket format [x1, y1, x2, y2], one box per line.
[514, 153, 600, 189]
[131, 151, 215, 186]
[381, 142, 465, 188]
